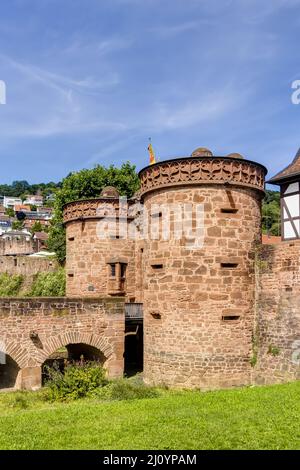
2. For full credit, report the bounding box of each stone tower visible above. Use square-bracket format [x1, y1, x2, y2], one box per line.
[63, 186, 137, 300]
[139, 149, 266, 389]
[63, 148, 267, 390]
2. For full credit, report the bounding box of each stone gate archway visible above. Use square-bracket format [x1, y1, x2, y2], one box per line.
[0, 297, 125, 390]
[40, 333, 114, 384]
[0, 353, 20, 389]
[39, 332, 114, 364]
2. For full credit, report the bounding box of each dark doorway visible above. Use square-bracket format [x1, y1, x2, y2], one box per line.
[0, 354, 20, 389]
[124, 321, 143, 376]
[67, 343, 106, 362]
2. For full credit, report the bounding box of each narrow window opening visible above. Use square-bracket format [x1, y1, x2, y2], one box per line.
[221, 263, 238, 268]
[107, 261, 127, 295]
[222, 315, 240, 321]
[110, 263, 116, 277]
[151, 264, 164, 270]
[68, 236, 75, 241]
[121, 263, 127, 278]
[221, 208, 238, 214]
[68, 273, 74, 278]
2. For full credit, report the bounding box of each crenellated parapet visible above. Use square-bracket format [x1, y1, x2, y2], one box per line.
[63, 197, 136, 224]
[139, 156, 267, 197]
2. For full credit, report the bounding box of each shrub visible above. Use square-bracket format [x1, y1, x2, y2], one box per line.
[28, 268, 65, 297]
[0, 273, 23, 297]
[91, 378, 159, 401]
[45, 361, 108, 401]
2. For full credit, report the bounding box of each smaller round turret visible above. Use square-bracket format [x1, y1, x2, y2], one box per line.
[100, 186, 120, 198]
[227, 152, 244, 159]
[191, 147, 213, 157]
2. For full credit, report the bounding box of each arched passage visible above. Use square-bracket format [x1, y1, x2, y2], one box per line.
[41, 341, 108, 385]
[39, 332, 114, 365]
[0, 353, 20, 389]
[67, 343, 106, 362]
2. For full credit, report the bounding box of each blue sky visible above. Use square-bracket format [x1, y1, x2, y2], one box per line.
[0, 0, 300, 185]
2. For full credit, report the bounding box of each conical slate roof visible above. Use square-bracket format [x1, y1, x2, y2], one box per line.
[268, 148, 300, 184]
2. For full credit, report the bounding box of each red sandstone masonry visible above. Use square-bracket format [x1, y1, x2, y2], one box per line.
[255, 241, 300, 384]
[0, 255, 58, 276]
[142, 185, 262, 389]
[62, 156, 269, 390]
[0, 297, 125, 389]
[0, 238, 35, 256]
[2, 153, 300, 391]
[65, 220, 137, 300]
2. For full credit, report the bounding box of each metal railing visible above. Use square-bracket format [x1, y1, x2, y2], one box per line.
[125, 303, 143, 320]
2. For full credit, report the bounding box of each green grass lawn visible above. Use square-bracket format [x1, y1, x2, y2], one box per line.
[0, 382, 299, 450]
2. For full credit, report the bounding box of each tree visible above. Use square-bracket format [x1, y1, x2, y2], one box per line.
[47, 162, 140, 264]
[12, 220, 24, 231]
[262, 190, 281, 236]
[30, 221, 44, 234]
[5, 208, 15, 218]
[0, 180, 61, 198]
[11, 180, 30, 196]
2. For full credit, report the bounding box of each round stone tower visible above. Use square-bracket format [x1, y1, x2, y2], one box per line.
[63, 187, 137, 300]
[139, 149, 267, 389]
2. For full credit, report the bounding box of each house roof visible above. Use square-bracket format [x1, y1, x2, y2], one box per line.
[33, 231, 48, 241]
[14, 205, 31, 212]
[25, 195, 43, 200]
[268, 148, 300, 184]
[0, 230, 31, 238]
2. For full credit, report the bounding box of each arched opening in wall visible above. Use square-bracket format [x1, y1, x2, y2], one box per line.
[0, 354, 20, 390]
[42, 343, 106, 385]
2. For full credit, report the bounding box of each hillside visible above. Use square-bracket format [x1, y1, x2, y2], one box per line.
[0, 180, 61, 200]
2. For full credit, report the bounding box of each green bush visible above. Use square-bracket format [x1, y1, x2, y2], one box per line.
[91, 378, 159, 401]
[45, 362, 108, 401]
[28, 268, 65, 297]
[0, 273, 23, 297]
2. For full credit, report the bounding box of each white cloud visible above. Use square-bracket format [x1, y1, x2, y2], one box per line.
[0, 52, 126, 139]
[1, 54, 119, 94]
[142, 83, 252, 132]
